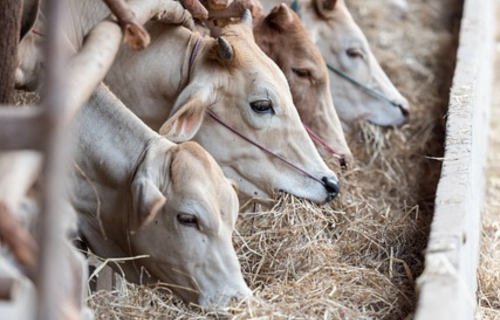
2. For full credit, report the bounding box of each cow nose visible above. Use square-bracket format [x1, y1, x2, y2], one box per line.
[397, 104, 410, 120]
[394, 97, 410, 123]
[200, 287, 252, 309]
[322, 176, 340, 201]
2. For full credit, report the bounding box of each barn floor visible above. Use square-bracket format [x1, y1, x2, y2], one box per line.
[475, 3, 500, 318]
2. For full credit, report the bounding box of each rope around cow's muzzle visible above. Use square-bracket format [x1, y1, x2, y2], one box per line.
[325, 64, 401, 107]
[206, 109, 329, 188]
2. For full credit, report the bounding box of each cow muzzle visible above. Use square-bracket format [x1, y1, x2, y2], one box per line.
[322, 175, 340, 202]
[198, 285, 253, 309]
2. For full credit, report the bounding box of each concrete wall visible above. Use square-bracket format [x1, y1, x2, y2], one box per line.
[413, 0, 496, 319]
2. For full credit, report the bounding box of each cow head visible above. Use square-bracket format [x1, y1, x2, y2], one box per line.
[253, 4, 352, 162]
[129, 141, 251, 308]
[300, 0, 409, 129]
[15, 0, 43, 91]
[159, 12, 340, 204]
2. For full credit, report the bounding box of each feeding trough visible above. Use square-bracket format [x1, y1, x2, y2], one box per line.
[413, 0, 496, 319]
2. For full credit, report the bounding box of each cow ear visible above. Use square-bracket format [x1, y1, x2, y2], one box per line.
[20, 0, 40, 40]
[265, 4, 294, 29]
[159, 86, 210, 142]
[130, 177, 167, 234]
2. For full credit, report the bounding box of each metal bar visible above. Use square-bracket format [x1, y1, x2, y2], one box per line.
[0, 107, 45, 150]
[35, 0, 67, 319]
[0, 277, 16, 301]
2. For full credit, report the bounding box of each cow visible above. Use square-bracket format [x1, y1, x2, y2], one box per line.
[252, 4, 352, 162]
[14, 0, 195, 91]
[16, 1, 341, 204]
[73, 84, 251, 308]
[104, 12, 341, 204]
[261, 0, 409, 130]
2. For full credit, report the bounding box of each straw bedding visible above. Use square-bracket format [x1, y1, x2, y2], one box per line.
[476, 108, 500, 320]
[85, 0, 464, 319]
[475, 14, 500, 319]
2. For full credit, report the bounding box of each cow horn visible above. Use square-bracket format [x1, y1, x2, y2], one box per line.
[217, 37, 234, 62]
[241, 9, 253, 25]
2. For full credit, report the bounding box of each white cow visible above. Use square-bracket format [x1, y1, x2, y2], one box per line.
[262, 0, 410, 130]
[73, 84, 251, 308]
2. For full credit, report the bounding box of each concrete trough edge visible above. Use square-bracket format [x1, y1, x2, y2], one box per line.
[413, 0, 496, 319]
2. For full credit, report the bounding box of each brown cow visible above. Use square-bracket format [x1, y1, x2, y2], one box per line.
[253, 4, 352, 161]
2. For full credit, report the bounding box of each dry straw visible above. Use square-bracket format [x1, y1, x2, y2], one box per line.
[475, 25, 500, 319]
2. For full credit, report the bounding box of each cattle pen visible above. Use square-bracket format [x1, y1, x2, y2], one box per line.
[2, 0, 499, 319]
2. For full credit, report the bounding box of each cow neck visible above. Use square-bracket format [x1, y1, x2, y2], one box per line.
[66, 0, 111, 48]
[77, 85, 162, 189]
[34, 0, 111, 47]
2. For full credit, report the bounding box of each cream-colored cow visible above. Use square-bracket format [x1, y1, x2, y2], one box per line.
[14, 0, 194, 91]
[73, 84, 250, 308]
[253, 4, 352, 162]
[105, 14, 340, 204]
[262, 0, 409, 130]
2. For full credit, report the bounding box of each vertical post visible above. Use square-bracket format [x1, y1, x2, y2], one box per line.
[36, 0, 70, 319]
[0, 0, 23, 104]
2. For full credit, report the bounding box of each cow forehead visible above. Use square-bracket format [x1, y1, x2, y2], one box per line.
[172, 143, 222, 183]
[219, 27, 289, 85]
[276, 33, 327, 76]
[170, 143, 238, 218]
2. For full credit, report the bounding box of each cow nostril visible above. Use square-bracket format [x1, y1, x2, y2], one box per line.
[322, 176, 340, 200]
[397, 104, 410, 119]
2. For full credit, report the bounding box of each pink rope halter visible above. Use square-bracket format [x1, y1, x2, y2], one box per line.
[302, 123, 347, 168]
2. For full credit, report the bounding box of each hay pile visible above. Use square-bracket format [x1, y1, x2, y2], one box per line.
[475, 18, 500, 319]
[84, 0, 463, 319]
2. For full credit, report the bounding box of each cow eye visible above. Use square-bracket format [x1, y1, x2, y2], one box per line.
[292, 68, 312, 78]
[250, 100, 274, 114]
[346, 48, 365, 59]
[177, 214, 199, 229]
